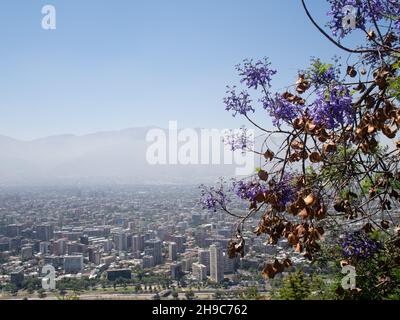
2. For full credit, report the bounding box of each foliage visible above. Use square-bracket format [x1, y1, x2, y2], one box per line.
[201, 0, 400, 300]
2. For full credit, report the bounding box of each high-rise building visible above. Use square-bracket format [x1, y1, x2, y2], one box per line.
[64, 255, 84, 273]
[198, 249, 210, 275]
[192, 263, 207, 281]
[223, 252, 235, 274]
[39, 241, 51, 255]
[210, 244, 224, 283]
[10, 267, 24, 288]
[113, 232, 127, 251]
[21, 246, 33, 261]
[172, 235, 186, 253]
[169, 242, 177, 261]
[142, 255, 154, 268]
[53, 238, 67, 256]
[35, 224, 54, 241]
[170, 263, 183, 280]
[145, 239, 162, 265]
[6, 224, 21, 238]
[132, 234, 145, 252]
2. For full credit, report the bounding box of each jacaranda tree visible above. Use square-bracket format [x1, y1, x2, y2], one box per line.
[201, 0, 400, 299]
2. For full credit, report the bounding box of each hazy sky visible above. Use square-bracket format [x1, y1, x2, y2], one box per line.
[0, 0, 363, 140]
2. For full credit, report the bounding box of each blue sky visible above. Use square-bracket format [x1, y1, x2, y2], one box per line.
[0, 0, 361, 140]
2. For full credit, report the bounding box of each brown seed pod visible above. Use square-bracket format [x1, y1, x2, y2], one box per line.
[287, 233, 298, 246]
[304, 194, 316, 206]
[380, 220, 390, 229]
[258, 170, 269, 181]
[291, 140, 304, 150]
[340, 260, 349, 268]
[347, 66, 357, 77]
[263, 149, 274, 161]
[367, 30, 376, 41]
[315, 206, 327, 220]
[382, 126, 396, 139]
[309, 152, 322, 163]
[262, 263, 276, 279]
[362, 223, 374, 233]
[293, 117, 305, 130]
[323, 142, 337, 153]
[305, 122, 317, 133]
[299, 208, 310, 219]
[282, 258, 292, 268]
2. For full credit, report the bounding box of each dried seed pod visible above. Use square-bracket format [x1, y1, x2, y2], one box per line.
[340, 260, 349, 268]
[258, 170, 269, 181]
[263, 149, 274, 161]
[323, 142, 337, 153]
[315, 206, 327, 220]
[362, 223, 374, 233]
[380, 220, 390, 229]
[299, 208, 310, 219]
[382, 126, 396, 139]
[347, 66, 357, 77]
[287, 233, 298, 246]
[282, 258, 292, 268]
[304, 194, 316, 206]
[293, 117, 305, 130]
[367, 30, 376, 41]
[305, 122, 317, 133]
[262, 263, 275, 279]
[309, 152, 322, 163]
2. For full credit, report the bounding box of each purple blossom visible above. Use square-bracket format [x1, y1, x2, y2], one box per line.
[224, 87, 254, 117]
[262, 94, 302, 128]
[272, 174, 298, 208]
[236, 58, 277, 90]
[310, 85, 354, 129]
[233, 180, 268, 202]
[223, 126, 254, 152]
[232, 173, 297, 209]
[341, 231, 381, 259]
[327, 0, 400, 37]
[311, 66, 335, 85]
[200, 181, 230, 212]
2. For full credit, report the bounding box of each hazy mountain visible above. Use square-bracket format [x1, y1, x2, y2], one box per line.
[0, 127, 244, 186]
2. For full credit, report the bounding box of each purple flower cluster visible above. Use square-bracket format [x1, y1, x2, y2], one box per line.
[310, 85, 354, 129]
[200, 182, 230, 212]
[341, 231, 380, 259]
[272, 175, 298, 208]
[236, 58, 277, 90]
[233, 180, 268, 202]
[262, 94, 302, 128]
[327, 0, 400, 37]
[233, 173, 297, 208]
[311, 66, 336, 86]
[223, 126, 254, 152]
[224, 87, 254, 117]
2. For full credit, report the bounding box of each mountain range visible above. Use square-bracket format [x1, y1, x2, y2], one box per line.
[0, 127, 241, 186]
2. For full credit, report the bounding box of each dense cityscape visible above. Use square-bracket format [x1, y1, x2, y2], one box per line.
[0, 185, 312, 300]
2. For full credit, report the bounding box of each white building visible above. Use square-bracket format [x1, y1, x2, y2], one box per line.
[198, 249, 210, 275]
[210, 244, 224, 283]
[192, 263, 207, 281]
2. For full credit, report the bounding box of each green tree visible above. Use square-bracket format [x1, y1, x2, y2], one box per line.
[37, 288, 46, 299]
[185, 290, 195, 300]
[276, 271, 311, 300]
